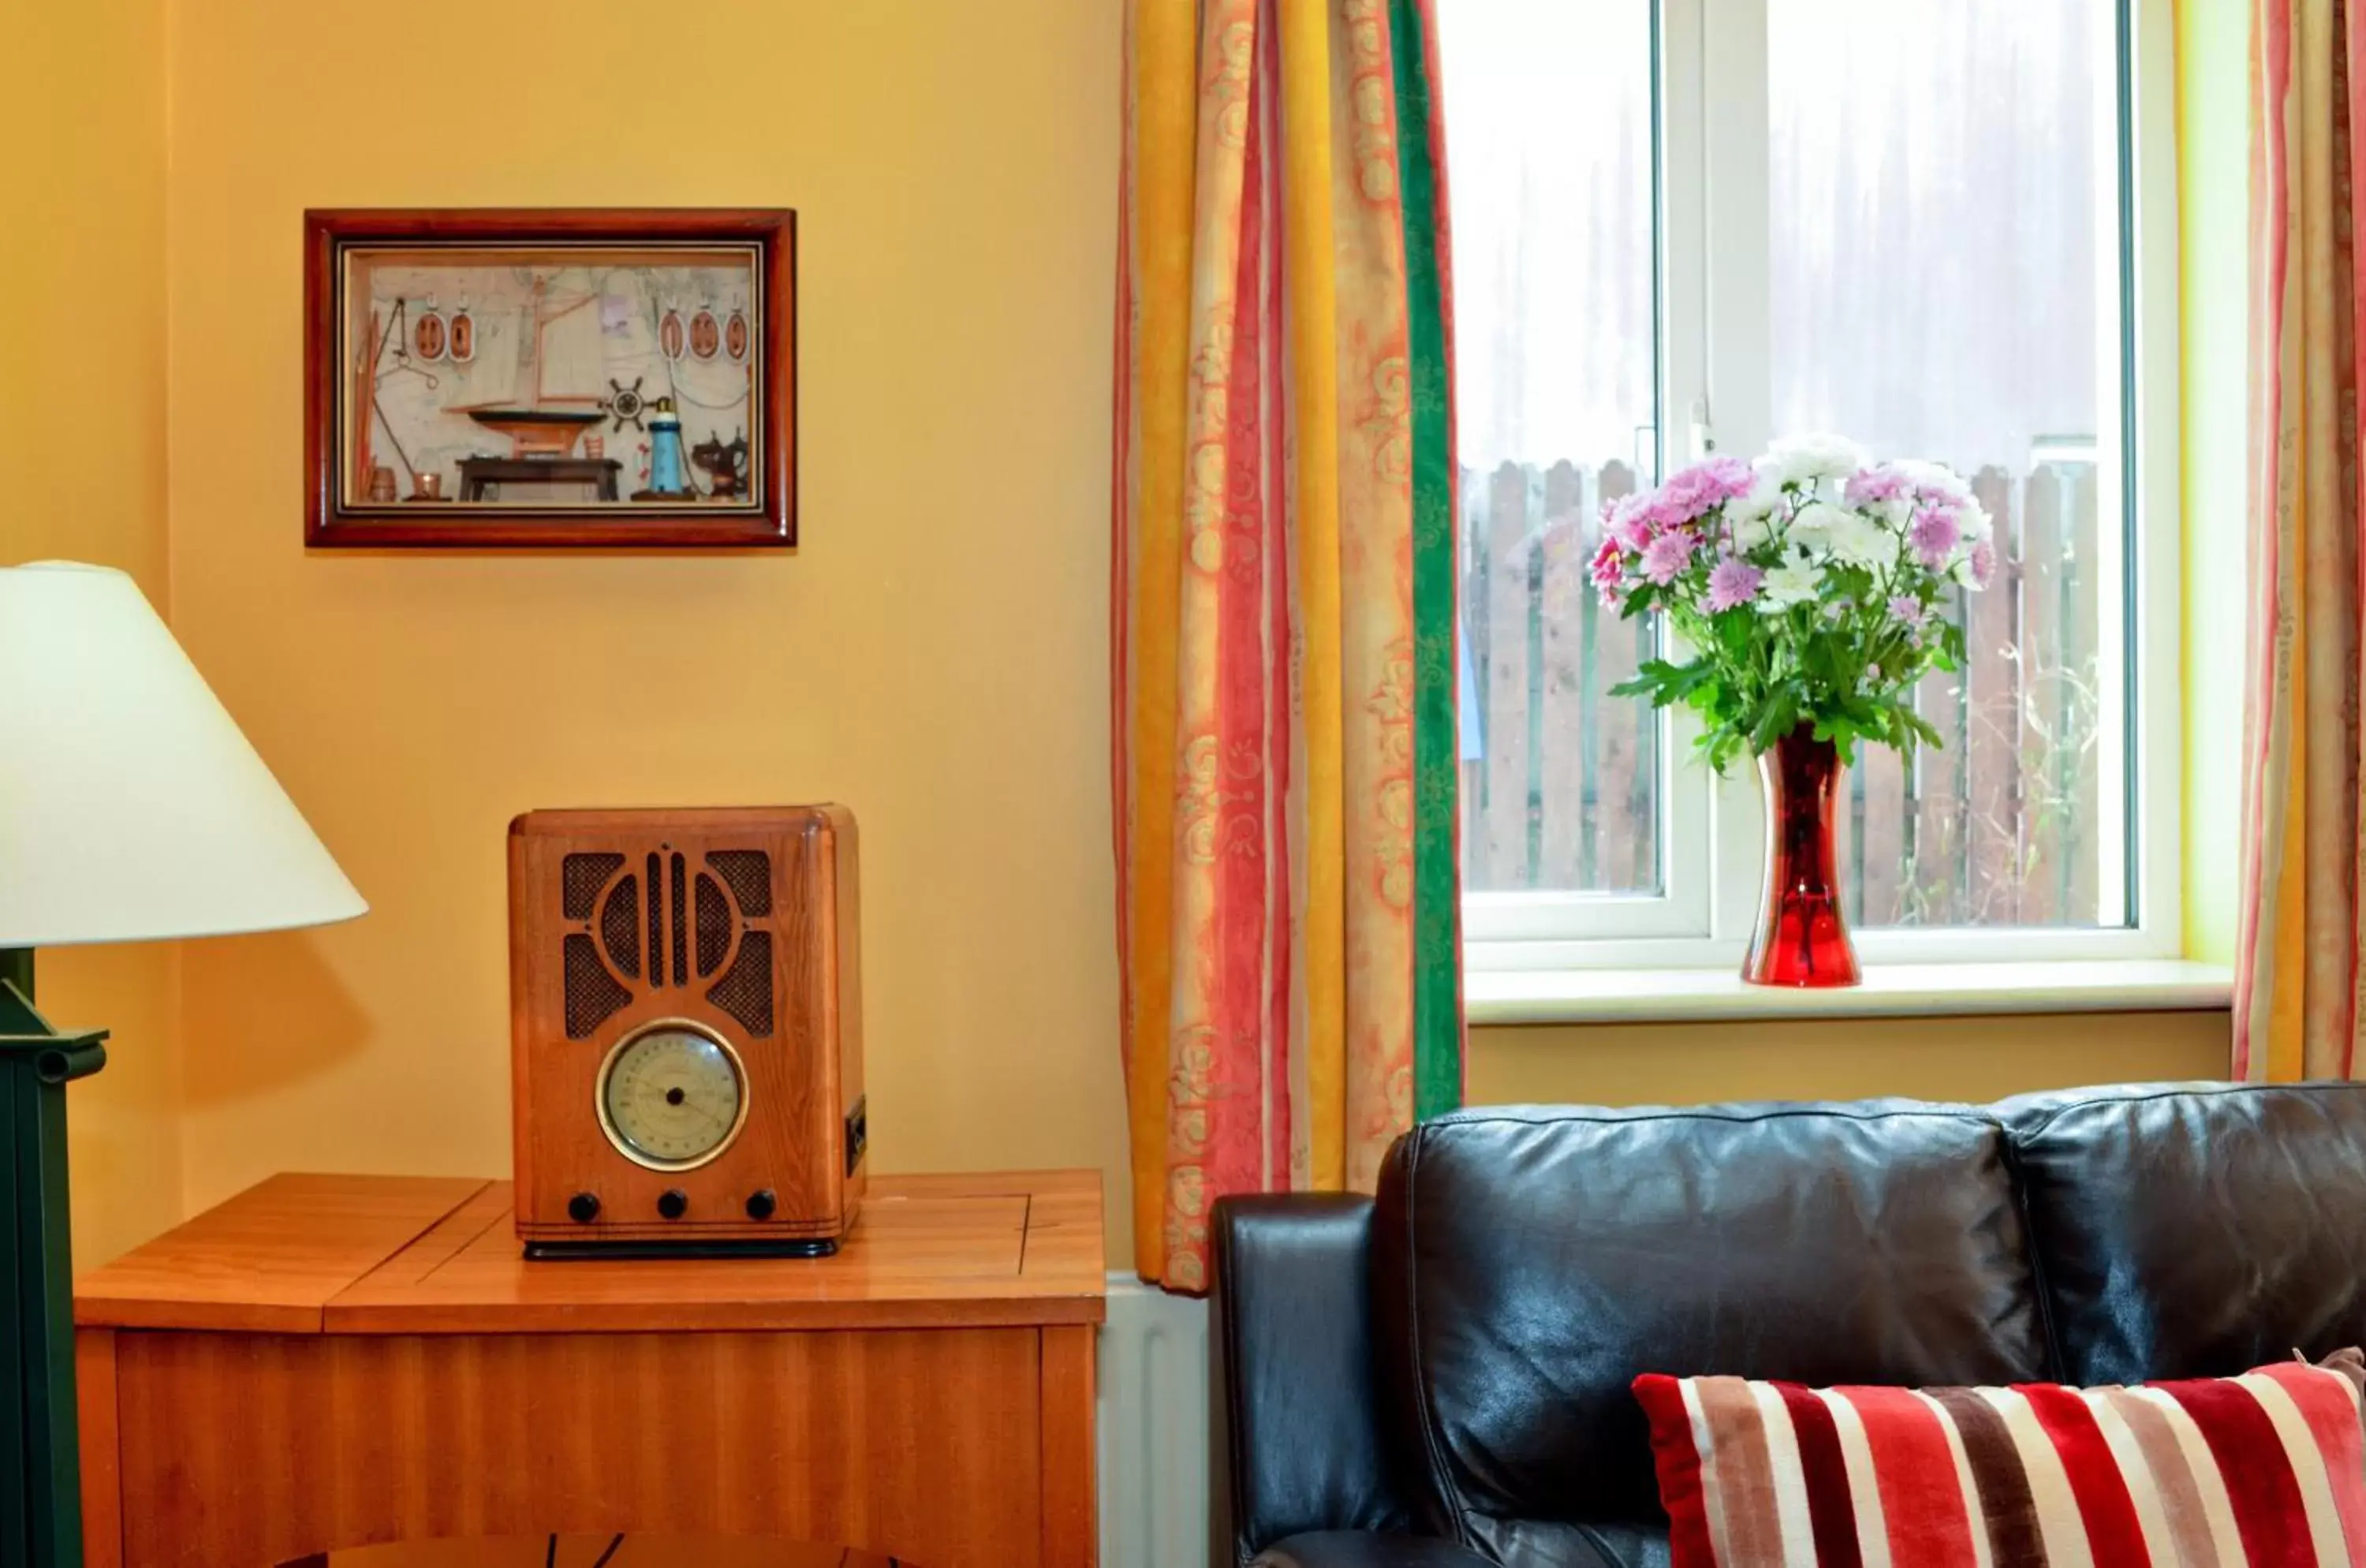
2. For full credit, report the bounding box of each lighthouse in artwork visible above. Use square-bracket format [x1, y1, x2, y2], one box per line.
[638, 398, 692, 500]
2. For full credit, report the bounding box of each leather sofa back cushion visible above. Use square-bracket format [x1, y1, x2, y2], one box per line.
[2002, 1081, 2366, 1387]
[1371, 1105, 2050, 1531]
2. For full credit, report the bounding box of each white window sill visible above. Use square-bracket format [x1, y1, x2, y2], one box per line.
[1465, 959, 2235, 1026]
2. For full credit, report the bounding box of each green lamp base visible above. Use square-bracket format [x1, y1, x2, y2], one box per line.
[0, 949, 108, 1568]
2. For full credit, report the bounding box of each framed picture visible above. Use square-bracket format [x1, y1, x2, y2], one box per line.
[304, 208, 795, 549]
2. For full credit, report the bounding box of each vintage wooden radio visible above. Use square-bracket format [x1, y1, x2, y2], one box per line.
[508, 807, 866, 1258]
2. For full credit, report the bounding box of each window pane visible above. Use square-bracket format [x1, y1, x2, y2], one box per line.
[1442, 0, 1662, 896]
[1767, 0, 2128, 928]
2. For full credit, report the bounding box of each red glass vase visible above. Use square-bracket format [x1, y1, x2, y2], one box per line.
[1743, 725, 1861, 987]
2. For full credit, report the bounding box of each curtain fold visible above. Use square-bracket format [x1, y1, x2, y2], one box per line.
[2236, 0, 2366, 1079]
[1114, 0, 1464, 1290]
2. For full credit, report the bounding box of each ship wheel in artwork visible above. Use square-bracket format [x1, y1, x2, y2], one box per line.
[603, 376, 650, 433]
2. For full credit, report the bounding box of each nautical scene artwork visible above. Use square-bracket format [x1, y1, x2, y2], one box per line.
[341, 246, 763, 513]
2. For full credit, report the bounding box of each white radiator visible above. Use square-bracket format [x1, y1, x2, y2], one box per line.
[1098, 1271, 1212, 1568]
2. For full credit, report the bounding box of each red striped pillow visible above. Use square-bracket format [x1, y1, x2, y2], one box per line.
[1633, 1352, 2366, 1566]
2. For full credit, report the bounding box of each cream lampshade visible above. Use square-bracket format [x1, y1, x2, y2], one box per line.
[0, 558, 364, 1567]
[0, 560, 366, 946]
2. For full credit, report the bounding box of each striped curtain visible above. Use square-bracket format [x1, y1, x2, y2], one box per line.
[2236, 0, 2366, 1079]
[1111, 0, 1465, 1290]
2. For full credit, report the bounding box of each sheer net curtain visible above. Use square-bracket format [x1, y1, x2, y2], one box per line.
[1771, 0, 2117, 932]
[1446, 0, 1661, 899]
[1768, 2, 2103, 466]
[1446, 0, 2123, 931]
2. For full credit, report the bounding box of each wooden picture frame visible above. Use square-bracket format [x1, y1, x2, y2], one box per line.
[304, 208, 796, 549]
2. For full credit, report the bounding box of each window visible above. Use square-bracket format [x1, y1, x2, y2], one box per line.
[1442, 0, 2178, 973]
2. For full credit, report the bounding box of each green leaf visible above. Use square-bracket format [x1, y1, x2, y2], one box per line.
[1748, 689, 1799, 753]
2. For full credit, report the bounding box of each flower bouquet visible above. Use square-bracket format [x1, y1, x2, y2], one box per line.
[1594, 434, 1995, 986]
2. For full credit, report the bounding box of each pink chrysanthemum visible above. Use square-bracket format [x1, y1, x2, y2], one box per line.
[1641, 530, 1696, 585]
[1603, 494, 1655, 553]
[1963, 539, 1998, 588]
[1887, 594, 1926, 627]
[1707, 556, 1764, 612]
[1701, 454, 1759, 494]
[1845, 465, 1913, 507]
[1908, 506, 1962, 569]
[1655, 457, 1758, 525]
[1589, 536, 1625, 600]
[1909, 466, 1974, 509]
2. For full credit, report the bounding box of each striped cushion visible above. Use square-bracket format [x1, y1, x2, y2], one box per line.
[1633, 1353, 2366, 1566]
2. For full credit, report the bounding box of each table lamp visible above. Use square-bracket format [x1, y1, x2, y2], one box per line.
[0, 561, 364, 1566]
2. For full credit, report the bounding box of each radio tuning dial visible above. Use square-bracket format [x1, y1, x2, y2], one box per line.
[595, 1021, 748, 1171]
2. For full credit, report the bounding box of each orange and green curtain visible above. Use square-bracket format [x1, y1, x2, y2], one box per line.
[2234, 0, 2366, 1078]
[1112, 0, 1465, 1290]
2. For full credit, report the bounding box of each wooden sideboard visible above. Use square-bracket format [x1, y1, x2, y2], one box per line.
[73, 1171, 1103, 1567]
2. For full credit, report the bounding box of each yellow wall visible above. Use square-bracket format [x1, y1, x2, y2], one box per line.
[2, 0, 185, 1267]
[165, 0, 1134, 1226]
[1471, 1010, 2228, 1107]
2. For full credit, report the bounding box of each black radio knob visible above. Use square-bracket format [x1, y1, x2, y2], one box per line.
[657, 1189, 689, 1220]
[567, 1192, 601, 1223]
[745, 1189, 778, 1220]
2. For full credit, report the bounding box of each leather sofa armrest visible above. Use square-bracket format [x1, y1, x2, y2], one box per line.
[1251, 1532, 1500, 1568]
[1212, 1194, 1410, 1568]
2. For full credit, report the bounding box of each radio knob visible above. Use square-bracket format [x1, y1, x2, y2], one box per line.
[567, 1192, 601, 1223]
[657, 1189, 689, 1220]
[745, 1189, 778, 1220]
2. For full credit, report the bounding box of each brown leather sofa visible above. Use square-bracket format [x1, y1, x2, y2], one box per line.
[1209, 1081, 2366, 1567]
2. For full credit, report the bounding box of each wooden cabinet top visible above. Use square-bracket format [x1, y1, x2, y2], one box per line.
[77, 1170, 1106, 1335]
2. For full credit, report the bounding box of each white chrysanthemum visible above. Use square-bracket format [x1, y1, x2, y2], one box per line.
[1729, 469, 1784, 521]
[1757, 432, 1868, 489]
[1959, 499, 1995, 543]
[1759, 547, 1824, 611]
[1827, 510, 1901, 570]
[1725, 472, 1784, 550]
[1894, 458, 1974, 507]
[1786, 500, 1849, 558]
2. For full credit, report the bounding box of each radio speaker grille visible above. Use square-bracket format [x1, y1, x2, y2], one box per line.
[563, 933, 632, 1038]
[598, 875, 641, 978]
[561, 853, 624, 920]
[707, 849, 771, 917]
[707, 929, 774, 1037]
[695, 873, 732, 976]
[550, 840, 774, 1036]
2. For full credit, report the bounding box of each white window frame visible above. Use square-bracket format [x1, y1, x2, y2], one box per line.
[1463, 0, 2183, 977]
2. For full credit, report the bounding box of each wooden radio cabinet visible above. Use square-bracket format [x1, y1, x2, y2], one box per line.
[508, 806, 865, 1256]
